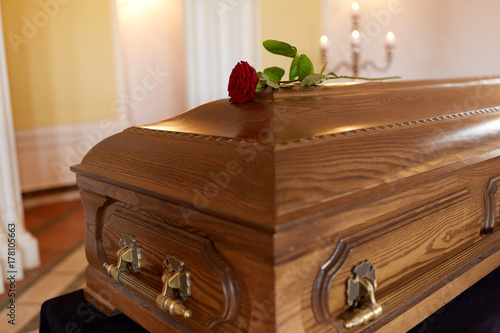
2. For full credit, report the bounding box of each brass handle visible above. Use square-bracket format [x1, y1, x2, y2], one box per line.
[103, 235, 192, 319]
[156, 256, 192, 318]
[342, 261, 382, 328]
[103, 234, 141, 280]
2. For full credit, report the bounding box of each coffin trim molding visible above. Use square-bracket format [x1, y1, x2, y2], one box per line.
[312, 188, 471, 325]
[483, 176, 500, 233]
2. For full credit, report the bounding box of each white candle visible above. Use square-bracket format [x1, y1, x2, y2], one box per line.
[320, 35, 329, 50]
[352, 2, 360, 17]
[351, 30, 360, 45]
[386, 31, 396, 46]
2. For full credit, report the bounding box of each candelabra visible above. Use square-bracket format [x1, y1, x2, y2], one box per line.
[321, 2, 395, 77]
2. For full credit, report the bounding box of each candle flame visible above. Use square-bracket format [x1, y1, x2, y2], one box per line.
[320, 35, 329, 45]
[352, 2, 359, 10]
[352, 30, 360, 39]
[386, 31, 395, 41]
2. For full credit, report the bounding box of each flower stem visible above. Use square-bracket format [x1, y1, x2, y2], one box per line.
[277, 79, 300, 84]
[327, 75, 401, 81]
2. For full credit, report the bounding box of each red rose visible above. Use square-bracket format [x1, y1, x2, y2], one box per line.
[228, 61, 259, 104]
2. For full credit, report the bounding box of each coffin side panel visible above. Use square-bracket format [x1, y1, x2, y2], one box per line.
[313, 188, 479, 323]
[100, 205, 240, 329]
[77, 175, 276, 332]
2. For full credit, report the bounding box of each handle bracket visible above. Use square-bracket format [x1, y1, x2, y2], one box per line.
[156, 256, 192, 318]
[342, 261, 382, 328]
[103, 234, 142, 282]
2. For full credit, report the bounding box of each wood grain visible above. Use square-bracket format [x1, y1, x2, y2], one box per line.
[101, 205, 241, 330]
[71, 77, 500, 332]
[76, 175, 276, 332]
[72, 78, 500, 229]
[313, 188, 480, 323]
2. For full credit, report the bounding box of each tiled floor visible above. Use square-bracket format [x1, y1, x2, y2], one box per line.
[0, 199, 87, 333]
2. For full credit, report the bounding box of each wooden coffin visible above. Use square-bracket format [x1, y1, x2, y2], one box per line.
[71, 77, 500, 332]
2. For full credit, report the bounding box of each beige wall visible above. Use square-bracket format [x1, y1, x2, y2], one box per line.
[260, 0, 322, 77]
[1, 0, 117, 129]
[0, 0, 322, 130]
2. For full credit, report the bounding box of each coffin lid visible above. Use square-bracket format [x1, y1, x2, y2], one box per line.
[72, 77, 500, 231]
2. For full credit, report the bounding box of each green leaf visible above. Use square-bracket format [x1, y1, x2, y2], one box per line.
[263, 40, 297, 58]
[260, 73, 279, 89]
[301, 74, 325, 86]
[320, 62, 327, 75]
[257, 71, 266, 82]
[263, 66, 285, 82]
[256, 81, 266, 90]
[298, 54, 314, 81]
[289, 55, 300, 80]
[325, 71, 338, 78]
[255, 72, 267, 90]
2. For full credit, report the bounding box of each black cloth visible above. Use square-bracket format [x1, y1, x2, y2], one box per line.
[39, 289, 148, 333]
[408, 266, 500, 333]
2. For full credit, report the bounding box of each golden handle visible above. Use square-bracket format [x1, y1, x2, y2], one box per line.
[157, 294, 192, 319]
[103, 235, 192, 319]
[342, 276, 382, 328]
[342, 261, 383, 328]
[103, 234, 141, 282]
[155, 256, 192, 318]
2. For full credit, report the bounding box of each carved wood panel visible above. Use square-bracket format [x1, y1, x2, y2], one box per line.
[312, 188, 483, 325]
[100, 203, 241, 331]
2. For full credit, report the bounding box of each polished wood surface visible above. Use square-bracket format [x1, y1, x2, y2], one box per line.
[77, 175, 274, 332]
[75, 77, 500, 229]
[72, 77, 500, 332]
[142, 77, 500, 142]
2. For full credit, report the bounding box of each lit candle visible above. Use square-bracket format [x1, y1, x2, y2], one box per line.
[320, 35, 329, 50]
[352, 2, 360, 17]
[385, 31, 396, 46]
[351, 30, 360, 45]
